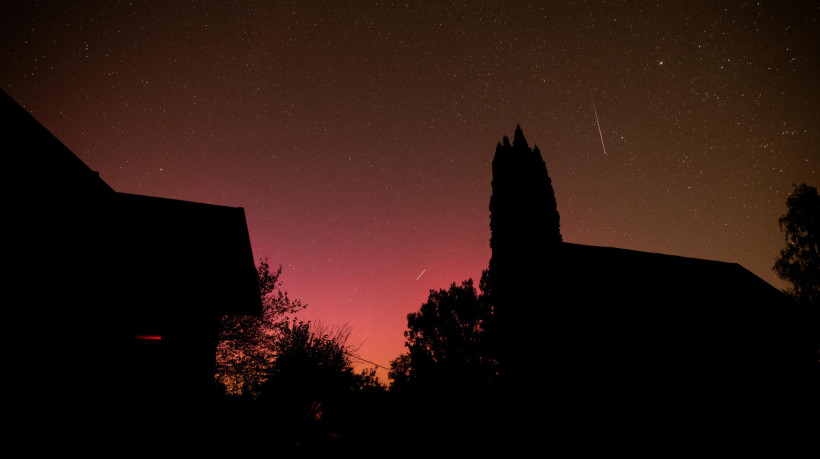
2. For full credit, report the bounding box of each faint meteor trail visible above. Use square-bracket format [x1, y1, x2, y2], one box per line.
[320, 215, 340, 230]
[591, 96, 608, 156]
[415, 269, 426, 281]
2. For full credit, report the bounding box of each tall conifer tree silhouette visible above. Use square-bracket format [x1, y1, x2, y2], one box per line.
[488, 125, 562, 383]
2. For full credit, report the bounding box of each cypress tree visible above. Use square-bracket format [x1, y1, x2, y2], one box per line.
[488, 125, 562, 385]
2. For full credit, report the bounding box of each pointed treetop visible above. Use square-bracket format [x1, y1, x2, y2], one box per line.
[513, 124, 529, 151]
[502, 136, 511, 148]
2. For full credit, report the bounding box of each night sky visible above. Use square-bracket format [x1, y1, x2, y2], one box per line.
[3, 1, 818, 381]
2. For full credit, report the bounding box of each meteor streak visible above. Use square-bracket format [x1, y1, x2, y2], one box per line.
[320, 215, 340, 230]
[415, 269, 426, 281]
[591, 96, 608, 156]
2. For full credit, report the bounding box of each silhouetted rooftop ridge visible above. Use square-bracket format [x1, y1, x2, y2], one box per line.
[561, 241, 737, 266]
[115, 191, 247, 212]
[560, 241, 783, 294]
[3, 88, 114, 195]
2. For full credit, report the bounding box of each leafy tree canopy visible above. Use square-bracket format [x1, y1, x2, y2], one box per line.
[389, 273, 496, 392]
[774, 183, 820, 307]
[217, 258, 383, 398]
[260, 321, 383, 402]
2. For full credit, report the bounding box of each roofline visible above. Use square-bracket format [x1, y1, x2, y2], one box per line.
[114, 191, 246, 212]
[2, 88, 115, 193]
[561, 241, 787, 295]
[561, 241, 737, 266]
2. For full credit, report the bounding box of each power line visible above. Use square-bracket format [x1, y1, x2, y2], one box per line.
[344, 351, 390, 371]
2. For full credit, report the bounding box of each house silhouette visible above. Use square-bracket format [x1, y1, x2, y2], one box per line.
[490, 127, 818, 452]
[4, 89, 261, 449]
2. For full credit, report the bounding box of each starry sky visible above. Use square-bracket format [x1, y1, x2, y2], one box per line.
[3, 0, 818, 381]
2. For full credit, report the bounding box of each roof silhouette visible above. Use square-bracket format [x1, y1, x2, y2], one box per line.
[2, 89, 114, 196]
[4, 87, 261, 448]
[488, 126, 817, 452]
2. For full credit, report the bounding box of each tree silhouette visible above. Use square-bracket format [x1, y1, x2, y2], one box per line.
[250, 320, 385, 451]
[217, 258, 385, 401]
[214, 261, 386, 452]
[489, 125, 562, 267]
[774, 183, 820, 355]
[389, 275, 495, 392]
[259, 321, 363, 400]
[386, 275, 501, 455]
[216, 258, 305, 397]
[774, 183, 820, 306]
[487, 125, 562, 382]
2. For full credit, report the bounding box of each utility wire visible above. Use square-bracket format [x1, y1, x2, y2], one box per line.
[344, 350, 390, 371]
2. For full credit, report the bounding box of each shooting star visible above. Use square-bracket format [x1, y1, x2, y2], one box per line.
[415, 269, 426, 281]
[591, 96, 608, 156]
[320, 215, 341, 230]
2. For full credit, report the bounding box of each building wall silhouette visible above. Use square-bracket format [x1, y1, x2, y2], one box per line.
[488, 126, 815, 449]
[4, 89, 260, 448]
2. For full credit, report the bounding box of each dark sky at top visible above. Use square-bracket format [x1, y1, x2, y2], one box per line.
[3, 0, 818, 379]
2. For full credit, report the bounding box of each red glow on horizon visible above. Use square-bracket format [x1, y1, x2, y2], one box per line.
[136, 335, 162, 341]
